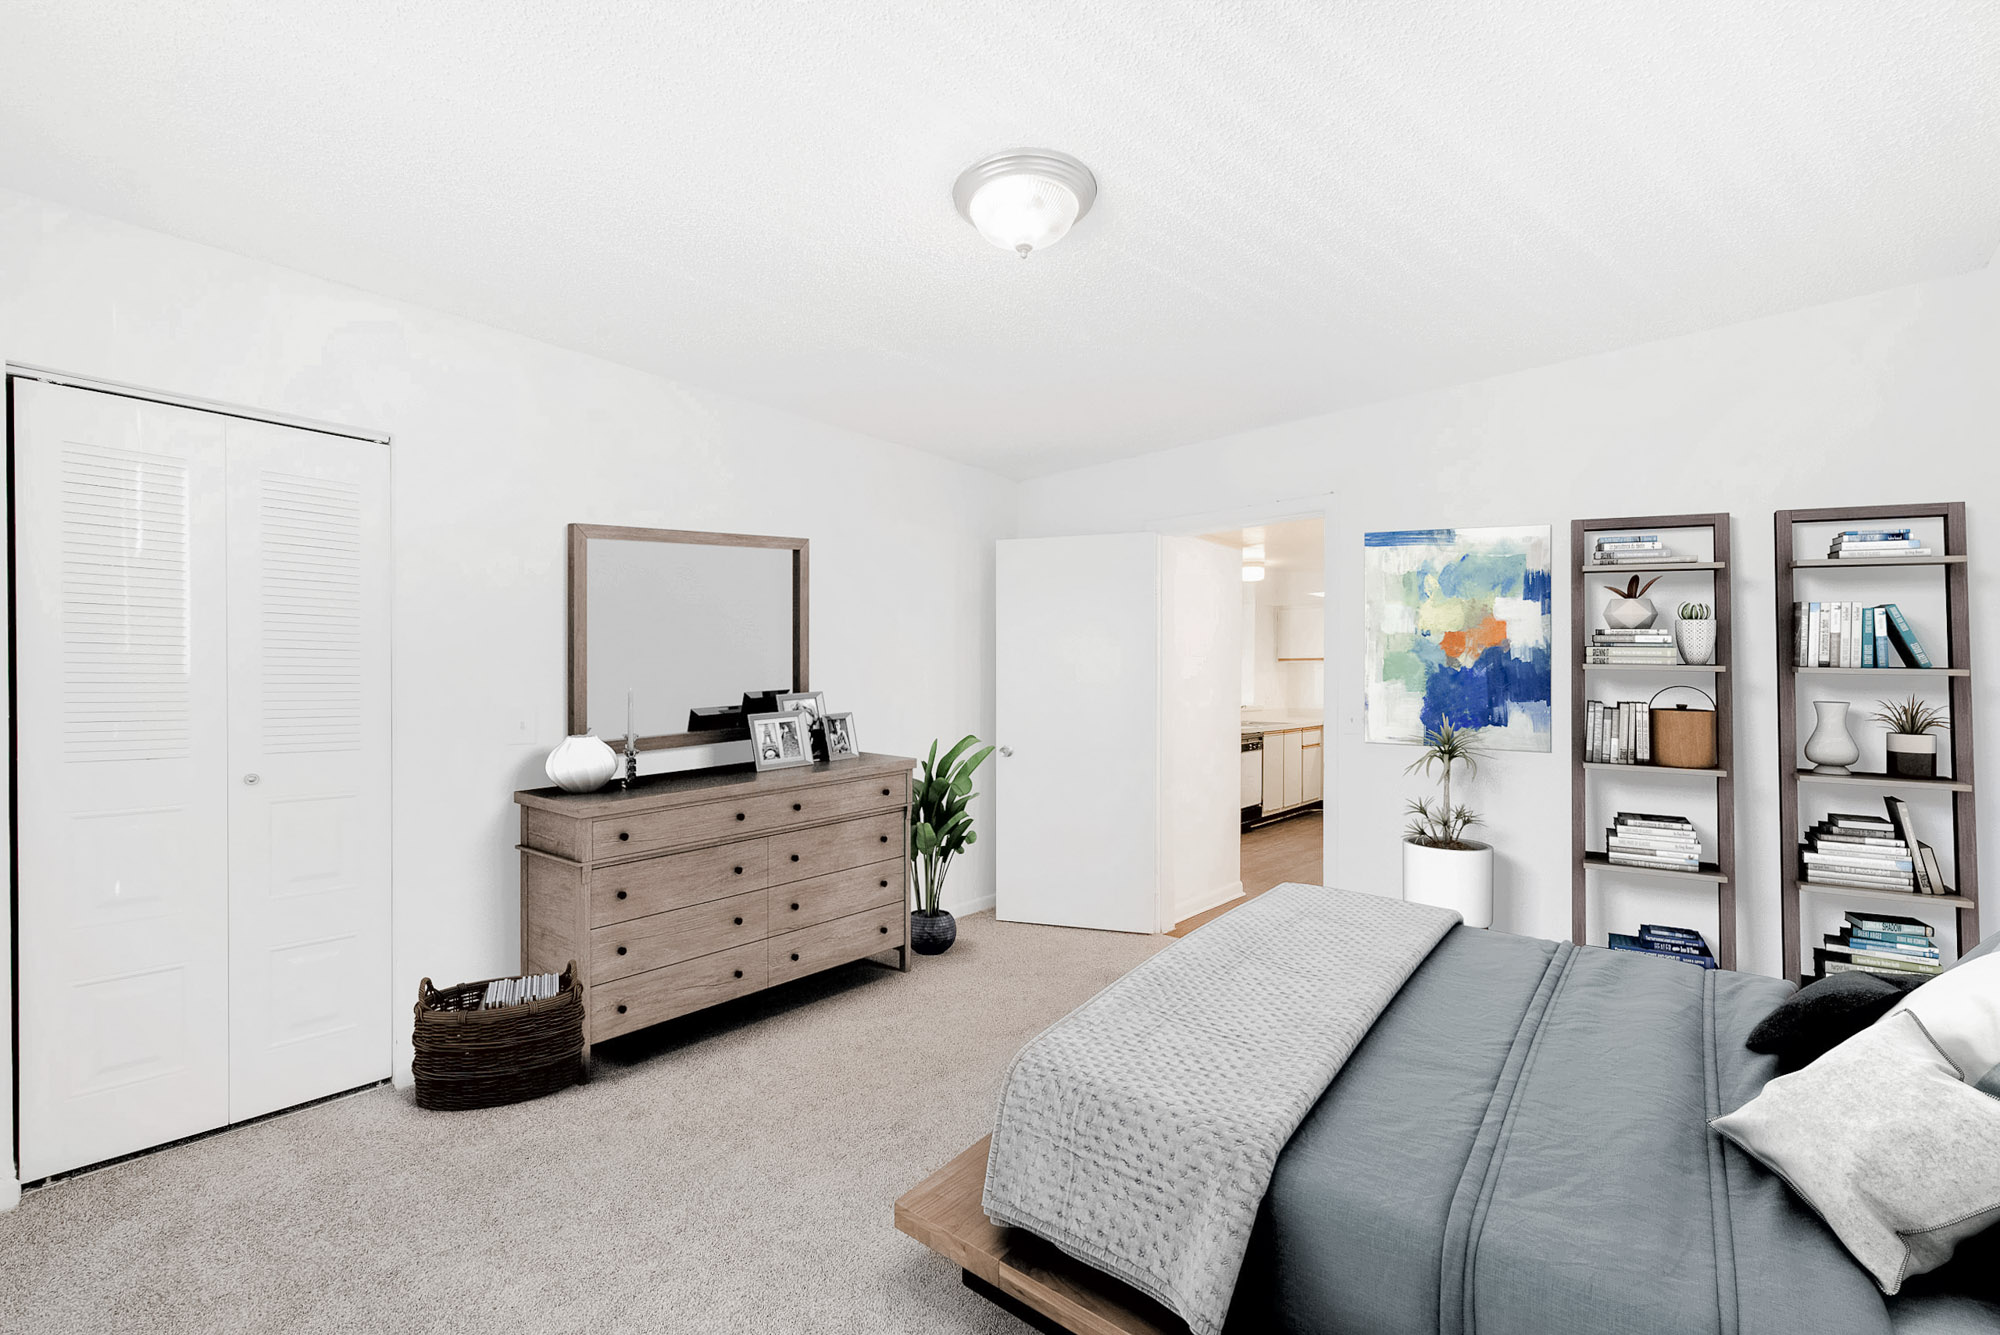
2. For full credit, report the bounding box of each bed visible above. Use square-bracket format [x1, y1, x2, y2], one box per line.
[895, 886, 2000, 1335]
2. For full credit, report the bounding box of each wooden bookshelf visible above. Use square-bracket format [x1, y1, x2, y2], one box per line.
[1775, 502, 1981, 983]
[1570, 513, 1736, 970]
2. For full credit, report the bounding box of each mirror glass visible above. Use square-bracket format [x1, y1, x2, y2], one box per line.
[578, 531, 801, 743]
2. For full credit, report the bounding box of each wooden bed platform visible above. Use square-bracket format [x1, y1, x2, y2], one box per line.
[894, 1136, 1191, 1335]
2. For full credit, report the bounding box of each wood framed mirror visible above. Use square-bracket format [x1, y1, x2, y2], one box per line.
[567, 524, 808, 750]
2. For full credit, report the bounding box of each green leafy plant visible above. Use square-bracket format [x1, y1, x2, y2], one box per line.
[1403, 720, 1488, 850]
[1872, 695, 1949, 736]
[1604, 574, 1663, 600]
[910, 735, 995, 915]
[1677, 601, 1712, 620]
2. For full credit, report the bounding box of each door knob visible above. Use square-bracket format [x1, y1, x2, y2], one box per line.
[242, 773, 261, 785]
[998, 746, 1013, 758]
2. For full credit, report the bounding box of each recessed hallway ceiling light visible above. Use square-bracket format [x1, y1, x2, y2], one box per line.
[953, 149, 1097, 259]
[1241, 564, 1266, 583]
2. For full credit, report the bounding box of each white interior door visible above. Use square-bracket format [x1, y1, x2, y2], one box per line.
[995, 535, 1164, 932]
[14, 381, 233, 1179]
[224, 418, 392, 1121]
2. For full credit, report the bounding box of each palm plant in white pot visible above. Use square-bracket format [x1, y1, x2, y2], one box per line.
[1402, 721, 1493, 927]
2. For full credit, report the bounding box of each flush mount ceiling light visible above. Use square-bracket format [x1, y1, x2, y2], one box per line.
[1241, 564, 1266, 583]
[953, 149, 1098, 258]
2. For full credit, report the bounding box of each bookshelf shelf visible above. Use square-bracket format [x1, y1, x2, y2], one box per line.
[1798, 883, 1974, 909]
[1795, 769, 1971, 793]
[1775, 502, 1980, 983]
[1571, 513, 1736, 970]
[1582, 852, 1728, 884]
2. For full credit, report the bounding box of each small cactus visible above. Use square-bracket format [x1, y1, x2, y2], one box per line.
[1678, 602, 1713, 620]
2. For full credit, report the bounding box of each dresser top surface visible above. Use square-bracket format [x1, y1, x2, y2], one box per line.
[516, 752, 918, 816]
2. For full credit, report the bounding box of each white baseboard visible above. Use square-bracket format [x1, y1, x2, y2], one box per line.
[945, 891, 996, 918]
[0, 1176, 20, 1212]
[1175, 879, 1243, 925]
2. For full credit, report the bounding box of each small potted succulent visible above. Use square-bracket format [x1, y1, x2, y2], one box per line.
[908, 734, 995, 955]
[1674, 601, 1716, 665]
[1603, 574, 1663, 630]
[1401, 721, 1493, 927]
[1872, 695, 1948, 779]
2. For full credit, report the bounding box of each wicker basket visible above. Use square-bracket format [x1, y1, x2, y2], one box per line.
[412, 961, 584, 1111]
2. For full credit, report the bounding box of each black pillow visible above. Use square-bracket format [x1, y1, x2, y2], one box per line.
[1746, 971, 1926, 1072]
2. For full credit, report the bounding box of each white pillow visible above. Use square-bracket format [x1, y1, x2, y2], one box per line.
[1710, 1011, 2000, 1294]
[1889, 953, 2000, 1094]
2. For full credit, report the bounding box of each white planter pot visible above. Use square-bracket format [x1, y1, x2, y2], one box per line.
[1604, 597, 1657, 630]
[1674, 618, 1716, 666]
[545, 733, 618, 793]
[1402, 837, 1494, 928]
[1802, 700, 1859, 775]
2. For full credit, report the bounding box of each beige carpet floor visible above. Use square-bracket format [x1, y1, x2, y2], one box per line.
[0, 912, 1169, 1334]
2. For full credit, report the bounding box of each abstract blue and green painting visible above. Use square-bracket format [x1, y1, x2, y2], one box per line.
[1363, 526, 1552, 751]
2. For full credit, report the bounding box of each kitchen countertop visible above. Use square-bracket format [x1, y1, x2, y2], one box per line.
[1241, 713, 1324, 735]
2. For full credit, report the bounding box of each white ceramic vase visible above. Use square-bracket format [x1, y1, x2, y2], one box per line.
[1674, 618, 1716, 666]
[1605, 597, 1658, 631]
[1402, 838, 1494, 929]
[546, 732, 618, 793]
[1803, 701, 1859, 775]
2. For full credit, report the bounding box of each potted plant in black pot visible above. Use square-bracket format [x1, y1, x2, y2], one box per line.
[909, 735, 995, 955]
[1872, 695, 1948, 779]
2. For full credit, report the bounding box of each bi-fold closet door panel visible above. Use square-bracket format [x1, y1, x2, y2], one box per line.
[14, 381, 391, 1180]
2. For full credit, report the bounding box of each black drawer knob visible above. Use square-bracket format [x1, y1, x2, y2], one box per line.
[792, 802, 802, 812]
[790, 952, 800, 962]
[879, 835, 889, 843]
[733, 916, 743, 926]
[616, 890, 628, 900]
[736, 812, 746, 821]
[880, 925, 889, 934]
[791, 853, 800, 862]
[790, 902, 799, 911]
[616, 1004, 628, 1014]
[882, 787, 890, 796]
[733, 865, 744, 875]
[616, 946, 627, 956]
[879, 879, 888, 888]
[733, 970, 743, 979]
[618, 831, 630, 842]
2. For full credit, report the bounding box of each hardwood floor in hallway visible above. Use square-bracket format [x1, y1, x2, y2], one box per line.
[1170, 809, 1323, 937]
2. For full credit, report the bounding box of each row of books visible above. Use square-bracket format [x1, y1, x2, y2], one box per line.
[1799, 797, 1950, 895]
[1792, 601, 1933, 668]
[481, 972, 564, 1009]
[1586, 700, 1654, 764]
[1825, 529, 1934, 559]
[1605, 811, 1698, 871]
[1589, 534, 1699, 566]
[1609, 923, 1717, 969]
[1584, 627, 1679, 666]
[1814, 911, 1942, 980]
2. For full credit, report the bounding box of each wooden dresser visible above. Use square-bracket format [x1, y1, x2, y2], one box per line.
[517, 753, 914, 1057]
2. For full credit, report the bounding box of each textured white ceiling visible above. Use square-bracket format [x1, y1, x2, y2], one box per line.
[3, 1, 1996, 479]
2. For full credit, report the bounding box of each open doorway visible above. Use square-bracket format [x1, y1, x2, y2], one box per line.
[1172, 516, 1325, 936]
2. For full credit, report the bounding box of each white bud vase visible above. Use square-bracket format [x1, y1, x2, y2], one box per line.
[1803, 701, 1859, 775]
[546, 732, 618, 793]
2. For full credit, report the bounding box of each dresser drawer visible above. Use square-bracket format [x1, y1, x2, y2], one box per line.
[591, 942, 768, 1041]
[591, 839, 769, 927]
[768, 858, 903, 933]
[590, 774, 907, 859]
[769, 905, 905, 985]
[770, 811, 903, 886]
[592, 888, 768, 983]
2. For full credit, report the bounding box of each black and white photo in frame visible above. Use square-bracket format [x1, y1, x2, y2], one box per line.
[822, 711, 859, 760]
[776, 690, 826, 724]
[748, 711, 813, 771]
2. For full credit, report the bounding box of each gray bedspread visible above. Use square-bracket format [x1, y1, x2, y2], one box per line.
[1226, 926, 2000, 1335]
[982, 885, 1460, 1335]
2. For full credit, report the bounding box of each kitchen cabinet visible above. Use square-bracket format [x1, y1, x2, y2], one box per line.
[1249, 722, 1324, 816]
[1304, 732, 1323, 803]
[1282, 730, 1305, 808]
[1275, 605, 1324, 661]
[1262, 737, 1284, 813]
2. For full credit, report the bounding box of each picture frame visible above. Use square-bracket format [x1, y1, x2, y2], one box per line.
[821, 711, 860, 761]
[775, 690, 827, 726]
[747, 710, 814, 771]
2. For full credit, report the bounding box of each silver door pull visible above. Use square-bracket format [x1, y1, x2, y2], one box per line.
[243, 773, 261, 785]
[998, 746, 1013, 757]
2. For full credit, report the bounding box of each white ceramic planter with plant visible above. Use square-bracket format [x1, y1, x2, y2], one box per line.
[1674, 601, 1716, 666]
[1401, 720, 1493, 928]
[1874, 695, 1948, 780]
[1602, 574, 1663, 630]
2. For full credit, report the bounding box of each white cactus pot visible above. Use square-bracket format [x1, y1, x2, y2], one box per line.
[1402, 838, 1493, 929]
[1674, 618, 1716, 665]
[545, 733, 618, 793]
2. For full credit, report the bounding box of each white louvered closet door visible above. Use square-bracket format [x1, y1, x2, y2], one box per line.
[14, 381, 233, 1180]
[223, 417, 391, 1122]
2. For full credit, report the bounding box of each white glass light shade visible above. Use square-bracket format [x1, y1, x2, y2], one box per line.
[954, 149, 1098, 259]
[1241, 564, 1266, 583]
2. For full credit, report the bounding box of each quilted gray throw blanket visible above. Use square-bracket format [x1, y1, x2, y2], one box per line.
[982, 884, 1461, 1335]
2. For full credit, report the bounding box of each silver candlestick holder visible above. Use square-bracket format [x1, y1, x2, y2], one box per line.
[623, 732, 639, 788]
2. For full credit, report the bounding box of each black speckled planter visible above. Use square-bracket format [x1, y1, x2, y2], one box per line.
[910, 909, 957, 956]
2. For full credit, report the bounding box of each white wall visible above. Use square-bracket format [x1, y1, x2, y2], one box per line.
[0, 189, 1015, 1186]
[1022, 262, 2000, 978]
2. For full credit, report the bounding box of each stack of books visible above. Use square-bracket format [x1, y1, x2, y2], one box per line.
[1590, 534, 1697, 566]
[1585, 700, 1653, 764]
[1609, 923, 1718, 969]
[1814, 911, 1942, 980]
[1792, 601, 1932, 668]
[1585, 627, 1677, 666]
[1605, 812, 1699, 871]
[1826, 529, 1933, 559]
[1800, 798, 1949, 895]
